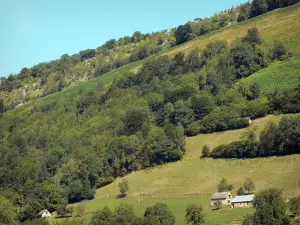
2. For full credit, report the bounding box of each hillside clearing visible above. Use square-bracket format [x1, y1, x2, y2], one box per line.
[96, 114, 300, 198]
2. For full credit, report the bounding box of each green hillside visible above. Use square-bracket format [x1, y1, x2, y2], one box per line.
[2, 3, 300, 225]
[4, 3, 300, 116]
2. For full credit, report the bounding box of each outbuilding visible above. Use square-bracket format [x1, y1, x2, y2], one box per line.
[210, 192, 232, 207]
[231, 194, 255, 208]
[38, 209, 52, 218]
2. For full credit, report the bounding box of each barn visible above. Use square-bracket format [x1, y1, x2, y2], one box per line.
[231, 194, 255, 208]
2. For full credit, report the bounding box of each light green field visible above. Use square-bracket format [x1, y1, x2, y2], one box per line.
[53, 196, 253, 225]
[96, 114, 300, 199]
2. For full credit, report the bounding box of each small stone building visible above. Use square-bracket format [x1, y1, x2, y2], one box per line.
[231, 194, 255, 208]
[210, 192, 232, 207]
[38, 209, 52, 218]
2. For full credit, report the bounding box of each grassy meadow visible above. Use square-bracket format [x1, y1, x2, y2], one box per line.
[49, 196, 253, 225]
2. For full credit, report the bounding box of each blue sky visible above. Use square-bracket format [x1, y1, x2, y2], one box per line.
[0, 0, 247, 77]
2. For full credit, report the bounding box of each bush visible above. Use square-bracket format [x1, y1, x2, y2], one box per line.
[185, 204, 205, 225]
[201, 145, 210, 158]
[144, 203, 176, 225]
[213, 200, 222, 210]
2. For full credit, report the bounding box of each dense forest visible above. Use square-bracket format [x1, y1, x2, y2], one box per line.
[0, 1, 300, 224]
[0, 0, 299, 110]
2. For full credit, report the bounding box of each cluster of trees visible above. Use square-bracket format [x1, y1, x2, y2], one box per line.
[216, 177, 255, 195]
[209, 115, 300, 158]
[242, 188, 297, 225]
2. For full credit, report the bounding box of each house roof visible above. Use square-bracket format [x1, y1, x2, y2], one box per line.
[211, 192, 232, 200]
[232, 195, 255, 203]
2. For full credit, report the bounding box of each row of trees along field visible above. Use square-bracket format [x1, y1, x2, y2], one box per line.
[0, 29, 297, 221]
[207, 114, 300, 158]
[2, 188, 300, 225]
[0, 0, 299, 110]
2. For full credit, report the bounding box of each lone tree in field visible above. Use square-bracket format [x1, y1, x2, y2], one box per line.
[243, 178, 255, 194]
[185, 204, 205, 225]
[201, 145, 210, 158]
[118, 178, 129, 197]
[218, 178, 234, 192]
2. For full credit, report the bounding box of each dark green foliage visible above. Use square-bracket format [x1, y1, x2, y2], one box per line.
[111, 204, 138, 225]
[242, 28, 262, 47]
[267, 0, 285, 10]
[0, 98, 4, 115]
[211, 115, 300, 158]
[56, 204, 73, 217]
[90, 206, 112, 225]
[191, 94, 215, 120]
[80, 49, 96, 61]
[123, 107, 150, 136]
[272, 40, 290, 60]
[211, 140, 259, 158]
[185, 204, 205, 225]
[251, 0, 268, 17]
[246, 188, 291, 225]
[217, 178, 234, 192]
[237, 187, 246, 196]
[203, 41, 228, 59]
[144, 203, 176, 225]
[238, 2, 251, 22]
[199, 107, 250, 133]
[174, 23, 193, 45]
[104, 39, 117, 49]
[201, 145, 210, 158]
[230, 42, 256, 78]
[289, 196, 300, 216]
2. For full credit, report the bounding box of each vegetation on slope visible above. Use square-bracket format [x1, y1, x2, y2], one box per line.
[1, 0, 298, 110]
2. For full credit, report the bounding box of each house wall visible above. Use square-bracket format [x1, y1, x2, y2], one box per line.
[232, 201, 253, 208]
[210, 196, 232, 207]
